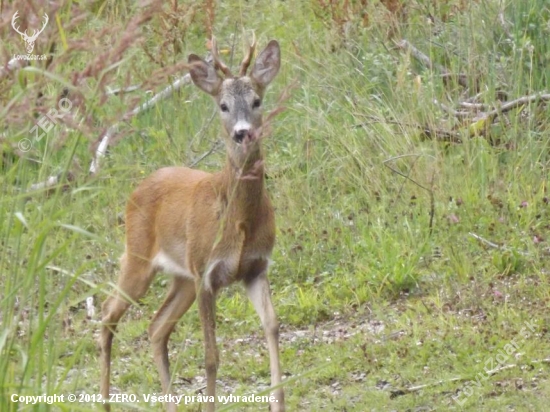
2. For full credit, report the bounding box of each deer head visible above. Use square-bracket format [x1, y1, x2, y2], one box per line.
[12, 11, 49, 54]
[188, 35, 281, 166]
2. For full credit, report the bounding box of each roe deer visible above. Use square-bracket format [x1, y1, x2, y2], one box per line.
[99, 36, 284, 412]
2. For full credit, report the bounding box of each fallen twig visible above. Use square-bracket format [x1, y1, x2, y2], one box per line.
[396, 39, 440, 71]
[390, 376, 464, 398]
[458, 101, 487, 110]
[432, 93, 550, 140]
[468, 232, 530, 256]
[473, 93, 550, 122]
[437, 93, 550, 123]
[469, 232, 500, 249]
[89, 73, 192, 175]
[390, 358, 550, 398]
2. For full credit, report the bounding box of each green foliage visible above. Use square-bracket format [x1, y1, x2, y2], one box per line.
[2, 0, 550, 411]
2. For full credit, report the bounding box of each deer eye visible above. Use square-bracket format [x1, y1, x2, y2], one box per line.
[253, 99, 261, 109]
[220, 103, 229, 112]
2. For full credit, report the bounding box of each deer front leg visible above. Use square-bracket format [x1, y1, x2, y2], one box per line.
[197, 277, 219, 412]
[149, 277, 196, 412]
[246, 268, 285, 412]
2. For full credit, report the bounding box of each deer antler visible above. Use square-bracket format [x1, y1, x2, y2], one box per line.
[11, 11, 48, 41]
[11, 11, 26, 37]
[211, 36, 233, 78]
[238, 32, 256, 77]
[27, 13, 49, 41]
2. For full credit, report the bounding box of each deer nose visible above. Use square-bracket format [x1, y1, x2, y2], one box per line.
[233, 129, 249, 143]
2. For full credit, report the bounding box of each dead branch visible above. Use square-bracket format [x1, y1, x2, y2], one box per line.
[396, 39, 468, 88]
[474, 93, 550, 121]
[458, 101, 487, 110]
[439, 93, 550, 123]
[90, 50, 218, 175]
[89, 73, 191, 175]
[431, 93, 550, 141]
[396, 39, 436, 69]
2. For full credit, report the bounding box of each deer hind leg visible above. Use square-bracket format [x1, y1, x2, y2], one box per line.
[196, 259, 229, 412]
[100, 252, 155, 410]
[148, 276, 196, 412]
[245, 266, 285, 412]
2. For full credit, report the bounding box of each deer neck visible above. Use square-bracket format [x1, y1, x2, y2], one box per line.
[218, 142, 266, 223]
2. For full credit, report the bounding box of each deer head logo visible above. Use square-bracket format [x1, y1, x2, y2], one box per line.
[12, 11, 49, 54]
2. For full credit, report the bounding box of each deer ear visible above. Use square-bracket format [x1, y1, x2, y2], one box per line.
[250, 40, 280, 90]
[188, 54, 222, 96]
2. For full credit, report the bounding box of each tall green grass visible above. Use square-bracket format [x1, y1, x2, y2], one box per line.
[2, 0, 550, 410]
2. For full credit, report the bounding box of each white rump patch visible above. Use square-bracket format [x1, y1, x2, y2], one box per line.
[152, 250, 193, 279]
[203, 257, 238, 292]
[202, 252, 271, 292]
[203, 259, 221, 292]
